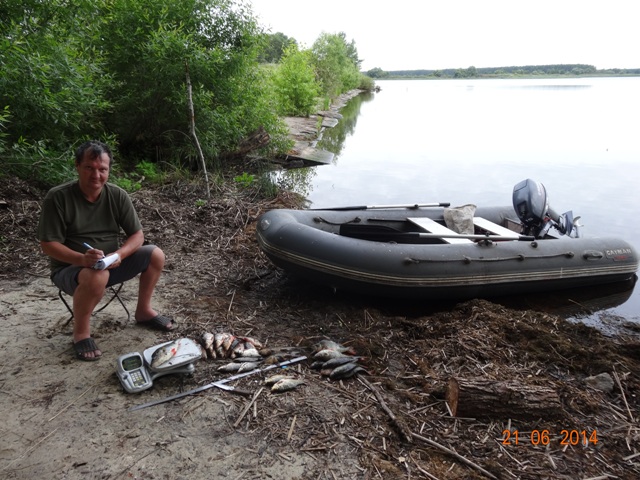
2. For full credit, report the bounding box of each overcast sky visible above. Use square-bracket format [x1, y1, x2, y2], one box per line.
[249, 0, 638, 71]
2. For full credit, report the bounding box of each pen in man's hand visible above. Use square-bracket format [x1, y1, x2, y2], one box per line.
[83, 242, 105, 257]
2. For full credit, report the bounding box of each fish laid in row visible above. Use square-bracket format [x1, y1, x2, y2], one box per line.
[310, 339, 367, 380]
[199, 332, 263, 360]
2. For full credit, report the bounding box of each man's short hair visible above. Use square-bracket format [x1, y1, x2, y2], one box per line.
[75, 140, 113, 166]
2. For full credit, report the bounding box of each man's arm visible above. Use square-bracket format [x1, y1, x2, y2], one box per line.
[40, 241, 104, 268]
[114, 229, 145, 261]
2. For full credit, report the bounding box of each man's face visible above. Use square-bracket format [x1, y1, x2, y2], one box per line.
[76, 152, 110, 194]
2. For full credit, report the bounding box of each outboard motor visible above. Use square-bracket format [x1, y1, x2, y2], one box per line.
[512, 179, 577, 238]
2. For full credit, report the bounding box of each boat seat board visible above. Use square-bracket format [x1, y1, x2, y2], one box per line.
[407, 217, 473, 244]
[473, 217, 519, 237]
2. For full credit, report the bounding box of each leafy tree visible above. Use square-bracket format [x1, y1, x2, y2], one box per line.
[272, 44, 320, 116]
[99, 0, 283, 168]
[0, 0, 111, 148]
[0, 106, 10, 155]
[365, 67, 387, 79]
[0, 0, 113, 184]
[311, 32, 361, 99]
[0, 0, 291, 179]
[454, 66, 477, 78]
[357, 75, 375, 91]
[258, 32, 296, 63]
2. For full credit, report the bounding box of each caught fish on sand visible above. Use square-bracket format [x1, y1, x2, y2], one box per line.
[313, 339, 356, 355]
[309, 338, 368, 381]
[329, 362, 367, 380]
[312, 349, 350, 362]
[199, 332, 266, 360]
[264, 374, 295, 386]
[271, 378, 305, 393]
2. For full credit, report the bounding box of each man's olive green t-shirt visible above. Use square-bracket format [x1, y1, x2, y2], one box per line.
[37, 181, 142, 272]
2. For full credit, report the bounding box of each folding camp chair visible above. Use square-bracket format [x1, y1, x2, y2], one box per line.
[59, 283, 131, 326]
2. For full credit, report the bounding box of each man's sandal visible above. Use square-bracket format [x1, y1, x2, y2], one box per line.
[73, 337, 102, 361]
[136, 315, 175, 332]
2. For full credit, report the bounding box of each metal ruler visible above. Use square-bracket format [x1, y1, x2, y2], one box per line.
[129, 355, 307, 411]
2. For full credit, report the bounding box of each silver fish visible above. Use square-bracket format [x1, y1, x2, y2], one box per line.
[239, 336, 264, 349]
[264, 374, 294, 385]
[264, 354, 296, 365]
[237, 362, 260, 373]
[197, 343, 208, 360]
[213, 333, 228, 350]
[234, 355, 264, 363]
[322, 357, 360, 369]
[310, 361, 326, 370]
[271, 378, 305, 392]
[329, 362, 366, 380]
[214, 333, 234, 358]
[313, 339, 356, 355]
[223, 335, 236, 356]
[217, 362, 242, 372]
[263, 349, 303, 365]
[150, 340, 182, 369]
[242, 347, 261, 358]
[230, 340, 244, 358]
[214, 333, 228, 358]
[313, 349, 348, 362]
[201, 332, 214, 349]
[201, 332, 216, 359]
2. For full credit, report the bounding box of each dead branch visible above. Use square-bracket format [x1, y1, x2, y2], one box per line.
[185, 60, 210, 198]
[357, 374, 413, 443]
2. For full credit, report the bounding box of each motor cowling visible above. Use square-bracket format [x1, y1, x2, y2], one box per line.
[512, 179, 575, 237]
[513, 179, 550, 236]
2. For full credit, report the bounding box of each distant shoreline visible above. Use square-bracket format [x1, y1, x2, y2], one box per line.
[365, 64, 640, 81]
[376, 73, 640, 80]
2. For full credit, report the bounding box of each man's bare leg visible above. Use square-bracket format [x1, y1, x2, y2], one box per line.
[73, 269, 109, 359]
[134, 247, 173, 329]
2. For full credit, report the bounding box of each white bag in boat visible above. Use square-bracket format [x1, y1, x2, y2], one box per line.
[444, 204, 476, 235]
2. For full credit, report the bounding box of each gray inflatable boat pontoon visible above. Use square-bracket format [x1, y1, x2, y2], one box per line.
[256, 180, 638, 300]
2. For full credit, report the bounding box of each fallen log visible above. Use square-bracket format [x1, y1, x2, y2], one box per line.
[446, 377, 563, 420]
[230, 126, 270, 158]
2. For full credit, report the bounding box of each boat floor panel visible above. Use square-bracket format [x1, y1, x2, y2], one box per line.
[407, 217, 473, 244]
[474, 217, 520, 237]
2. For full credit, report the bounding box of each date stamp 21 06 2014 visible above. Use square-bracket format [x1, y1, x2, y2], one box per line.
[502, 429, 598, 447]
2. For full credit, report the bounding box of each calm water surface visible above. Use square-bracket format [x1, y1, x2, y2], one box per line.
[279, 77, 640, 325]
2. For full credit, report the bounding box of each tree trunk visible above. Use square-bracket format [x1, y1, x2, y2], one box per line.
[446, 377, 563, 420]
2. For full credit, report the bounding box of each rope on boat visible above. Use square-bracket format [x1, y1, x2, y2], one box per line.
[404, 251, 575, 265]
[313, 216, 361, 225]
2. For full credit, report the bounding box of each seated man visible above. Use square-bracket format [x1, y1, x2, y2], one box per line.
[38, 140, 174, 361]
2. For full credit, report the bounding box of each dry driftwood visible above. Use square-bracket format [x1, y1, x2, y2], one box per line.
[230, 126, 270, 158]
[446, 377, 563, 420]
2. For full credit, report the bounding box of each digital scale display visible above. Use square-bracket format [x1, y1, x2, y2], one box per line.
[121, 355, 143, 371]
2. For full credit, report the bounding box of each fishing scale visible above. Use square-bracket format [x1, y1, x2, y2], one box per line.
[116, 338, 202, 393]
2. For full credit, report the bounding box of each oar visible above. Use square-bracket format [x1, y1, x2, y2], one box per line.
[309, 202, 450, 211]
[412, 232, 535, 241]
[344, 230, 535, 242]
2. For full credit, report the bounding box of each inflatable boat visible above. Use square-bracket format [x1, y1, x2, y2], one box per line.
[256, 179, 638, 300]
